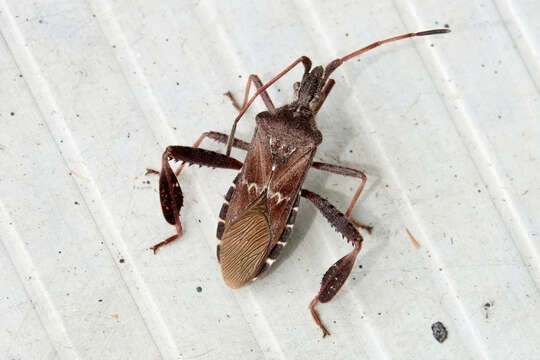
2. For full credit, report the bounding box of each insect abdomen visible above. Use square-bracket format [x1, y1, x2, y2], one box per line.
[216, 174, 241, 261]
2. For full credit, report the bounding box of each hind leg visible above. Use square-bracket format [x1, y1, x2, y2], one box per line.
[151, 146, 243, 253]
[301, 189, 365, 337]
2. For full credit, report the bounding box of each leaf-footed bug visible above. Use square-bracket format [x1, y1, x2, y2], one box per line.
[148, 28, 450, 337]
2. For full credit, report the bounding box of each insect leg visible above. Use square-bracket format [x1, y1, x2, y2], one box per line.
[225, 74, 275, 113]
[310, 162, 371, 232]
[146, 131, 249, 176]
[151, 146, 243, 254]
[173, 131, 250, 177]
[225, 56, 312, 156]
[198, 131, 250, 151]
[300, 188, 364, 337]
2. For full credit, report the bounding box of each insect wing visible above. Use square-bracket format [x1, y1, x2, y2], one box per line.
[267, 149, 313, 236]
[220, 194, 271, 288]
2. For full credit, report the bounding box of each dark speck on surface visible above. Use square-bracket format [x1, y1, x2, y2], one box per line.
[10, 112, 15, 116]
[196, 286, 202, 293]
[483, 301, 492, 319]
[444, 24, 450, 28]
[119, 258, 125, 263]
[431, 321, 448, 343]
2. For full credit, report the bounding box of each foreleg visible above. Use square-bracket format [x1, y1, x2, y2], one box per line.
[225, 56, 311, 155]
[225, 74, 275, 113]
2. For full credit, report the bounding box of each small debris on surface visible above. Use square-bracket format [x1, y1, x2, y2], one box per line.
[68, 169, 87, 180]
[405, 228, 421, 249]
[196, 286, 202, 293]
[483, 301, 493, 319]
[431, 321, 448, 343]
[119, 258, 125, 263]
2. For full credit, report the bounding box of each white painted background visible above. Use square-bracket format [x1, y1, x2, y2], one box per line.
[1, 1, 539, 359]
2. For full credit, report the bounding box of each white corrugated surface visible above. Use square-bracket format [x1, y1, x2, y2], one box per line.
[1, 1, 539, 359]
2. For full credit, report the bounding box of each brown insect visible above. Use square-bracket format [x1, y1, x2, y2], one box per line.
[149, 28, 451, 337]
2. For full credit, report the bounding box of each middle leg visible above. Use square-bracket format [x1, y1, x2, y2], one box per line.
[310, 161, 371, 233]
